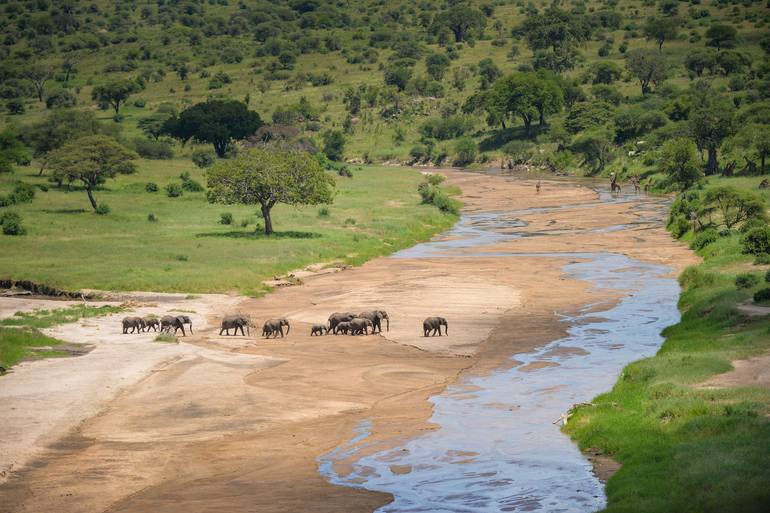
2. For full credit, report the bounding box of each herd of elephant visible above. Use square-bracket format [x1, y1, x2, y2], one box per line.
[122, 311, 449, 339]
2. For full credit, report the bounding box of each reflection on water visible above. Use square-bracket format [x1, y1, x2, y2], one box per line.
[319, 184, 680, 512]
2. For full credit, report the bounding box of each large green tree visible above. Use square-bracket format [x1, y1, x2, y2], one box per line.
[689, 91, 734, 175]
[206, 148, 335, 235]
[48, 135, 137, 210]
[705, 24, 738, 50]
[644, 16, 679, 52]
[162, 99, 263, 157]
[626, 49, 668, 94]
[91, 80, 142, 116]
[703, 186, 766, 229]
[431, 4, 486, 43]
[0, 129, 30, 174]
[22, 65, 54, 102]
[488, 72, 563, 132]
[658, 138, 702, 190]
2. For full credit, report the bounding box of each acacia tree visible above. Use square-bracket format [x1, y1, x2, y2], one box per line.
[0, 129, 30, 174]
[91, 80, 142, 116]
[48, 135, 137, 210]
[690, 96, 734, 175]
[162, 99, 263, 157]
[626, 49, 668, 94]
[488, 72, 563, 132]
[431, 4, 486, 43]
[644, 16, 679, 52]
[658, 138, 702, 190]
[425, 53, 450, 81]
[703, 186, 766, 229]
[206, 148, 334, 235]
[23, 65, 54, 102]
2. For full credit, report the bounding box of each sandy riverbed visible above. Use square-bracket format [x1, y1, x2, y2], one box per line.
[0, 170, 696, 513]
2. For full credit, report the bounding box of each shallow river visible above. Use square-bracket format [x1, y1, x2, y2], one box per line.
[319, 183, 680, 512]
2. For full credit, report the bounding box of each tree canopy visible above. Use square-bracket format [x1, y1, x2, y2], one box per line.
[206, 148, 335, 235]
[91, 80, 142, 116]
[48, 135, 137, 210]
[162, 99, 263, 157]
[487, 72, 564, 132]
[431, 4, 486, 43]
[658, 138, 703, 190]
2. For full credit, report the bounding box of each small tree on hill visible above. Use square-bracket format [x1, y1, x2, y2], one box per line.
[48, 135, 137, 210]
[91, 80, 142, 116]
[705, 24, 738, 51]
[23, 65, 54, 102]
[644, 16, 679, 52]
[431, 4, 486, 43]
[658, 138, 702, 190]
[703, 186, 766, 230]
[206, 148, 335, 235]
[0, 129, 30, 174]
[322, 130, 346, 161]
[426, 53, 450, 81]
[626, 49, 668, 95]
[161, 99, 263, 157]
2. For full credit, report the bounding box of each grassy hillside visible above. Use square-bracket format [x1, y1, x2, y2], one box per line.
[0, 162, 455, 293]
[565, 175, 770, 512]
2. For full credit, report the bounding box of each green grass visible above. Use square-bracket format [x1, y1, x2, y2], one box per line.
[0, 161, 457, 293]
[0, 327, 70, 370]
[564, 177, 770, 512]
[0, 305, 124, 328]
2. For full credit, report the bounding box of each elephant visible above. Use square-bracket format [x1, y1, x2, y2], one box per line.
[143, 317, 160, 332]
[161, 315, 188, 336]
[263, 318, 290, 338]
[328, 312, 357, 333]
[122, 316, 145, 334]
[220, 315, 253, 336]
[358, 310, 389, 333]
[423, 316, 448, 337]
[310, 324, 328, 336]
[349, 317, 373, 335]
[335, 321, 351, 335]
[176, 315, 193, 334]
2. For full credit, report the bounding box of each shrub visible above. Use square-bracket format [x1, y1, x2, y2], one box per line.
[678, 265, 716, 290]
[753, 288, 770, 304]
[344, 217, 356, 225]
[192, 149, 216, 168]
[154, 332, 177, 343]
[181, 177, 204, 192]
[453, 137, 477, 166]
[95, 203, 110, 215]
[145, 182, 158, 192]
[220, 212, 233, 225]
[318, 206, 330, 217]
[740, 218, 767, 234]
[431, 189, 460, 215]
[735, 273, 760, 289]
[45, 89, 77, 109]
[741, 226, 770, 255]
[668, 214, 690, 239]
[165, 183, 183, 197]
[133, 98, 146, 108]
[338, 167, 353, 178]
[147, 213, 157, 222]
[426, 174, 445, 186]
[0, 211, 26, 235]
[9, 182, 35, 204]
[133, 138, 173, 159]
[755, 254, 770, 265]
[419, 115, 474, 140]
[690, 228, 719, 251]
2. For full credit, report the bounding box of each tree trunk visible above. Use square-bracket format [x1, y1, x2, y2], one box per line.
[113, 101, 120, 115]
[214, 141, 227, 158]
[86, 188, 98, 210]
[706, 147, 718, 175]
[261, 204, 273, 235]
[762, 153, 766, 175]
[538, 109, 546, 126]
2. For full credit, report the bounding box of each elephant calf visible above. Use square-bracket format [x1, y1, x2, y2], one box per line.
[220, 315, 253, 336]
[349, 318, 373, 335]
[310, 324, 328, 336]
[328, 312, 357, 333]
[335, 321, 351, 335]
[122, 316, 145, 334]
[423, 316, 448, 337]
[143, 317, 160, 332]
[263, 318, 290, 339]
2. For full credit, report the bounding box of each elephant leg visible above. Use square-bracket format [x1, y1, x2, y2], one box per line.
[279, 326, 284, 338]
[180, 326, 186, 336]
[219, 327, 225, 336]
[239, 326, 245, 336]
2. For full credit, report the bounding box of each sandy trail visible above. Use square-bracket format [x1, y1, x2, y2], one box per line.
[0, 170, 696, 513]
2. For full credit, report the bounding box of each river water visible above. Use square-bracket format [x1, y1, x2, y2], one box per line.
[319, 183, 680, 512]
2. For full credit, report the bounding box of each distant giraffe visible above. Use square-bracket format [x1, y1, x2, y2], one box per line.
[535, 180, 541, 194]
[610, 173, 621, 193]
[630, 176, 641, 193]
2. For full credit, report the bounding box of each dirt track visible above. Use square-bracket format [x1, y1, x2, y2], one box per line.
[0, 170, 697, 513]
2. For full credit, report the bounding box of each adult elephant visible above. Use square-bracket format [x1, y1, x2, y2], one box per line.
[176, 315, 193, 334]
[143, 316, 160, 332]
[220, 315, 253, 336]
[263, 318, 290, 338]
[423, 316, 448, 337]
[358, 310, 389, 333]
[161, 315, 188, 336]
[328, 312, 357, 333]
[349, 318, 373, 335]
[121, 316, 145, 334]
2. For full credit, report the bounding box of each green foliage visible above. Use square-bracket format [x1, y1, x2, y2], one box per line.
[425, 53, 450, 81]
[48, 135, 137, 211]
[145, 182, 158, 193]
[180, 172, 204, 192]
[0, 305, 123, 329]
[564, 101, 613, 134]
[165, 183, 183, 198]
[420, 116, 474, 141]
[91, 79, 142, 115]
[0, 211, 26, 235]
[192, 149, 216, 169]
[417, 181, 460, 215]
[206, 148, 335, 235]
[703, 186, 766, 230]
[753, 288, 770, 304]
[0, 182, 36, 207]
[0, 327, 64, 370]
[95, 203, 110, 215]
[0, 128, 30, 174]
[690, 229, 719, 251]
[220, 212, 234, 225]
[133, 138, 173, 159]
[735, 273, 760, 289]
[488, 72, 564, 131]
[741, 226, 770, 256]
[453, 137, 477, 166]
[625, 49, 668, 95]
[658, 139, 703, 190]
[322, 130, 346, 161]
[162, 99, 262, 157]
[570, 127, 616, 174]
[431, 4, 486, 43]
[705, 23, 738, 50]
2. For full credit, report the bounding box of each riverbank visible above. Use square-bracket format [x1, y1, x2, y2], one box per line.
[0, 170, 695, 513]
[565, 179, 770, 512]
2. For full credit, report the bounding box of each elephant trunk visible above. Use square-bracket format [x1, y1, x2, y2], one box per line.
[386, 318, 389, 331]
[444, 323, 448, 335]
[285, 323, 290, 334]
[189, 323, 193, 334]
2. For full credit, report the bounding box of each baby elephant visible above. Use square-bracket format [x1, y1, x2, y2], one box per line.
[423, 316, 448, 337]
[263, 318, 290, 338]
[143, 316, 160, 332]
[220, 315, 253, 336]
[160, 315, 189, 336]
[310, 324, 328, 336]
[335, 321, 351, 335]
[122, 316, 145, 334]
[349, 317, 373, 335]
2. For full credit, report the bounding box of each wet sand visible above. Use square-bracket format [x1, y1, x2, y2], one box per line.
[0, 170, 697, 512]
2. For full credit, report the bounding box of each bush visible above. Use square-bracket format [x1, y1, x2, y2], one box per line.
[181, 177, 204, 192]
[133, 138, 173, 159]
[133, 98, 146, 108]
[690, 228, 719, 251]
[318, 206, 330, 217]
[1, 182, 36, 206]
[753, 288, 770, 304]
[95, 203, 110, 215]
[453, 137, 477, 166]
[220, 212, 233, 225]
[45, 89, 77, 109]
[426, 174, 445, 186]
[735, 273, 760, 289]
[755, 253, 770, 265]
[0, 211, 26, 235]
[741, 226, 770, 255]
[165, 183, 183, 197]
[668, 214, 690, 239]
[419, 115, 474, 140]
[145, 182, 158, 192]
[431, 189, 460, 215]
[191, 149, 216, 168]
[147, 213, 157, 222]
